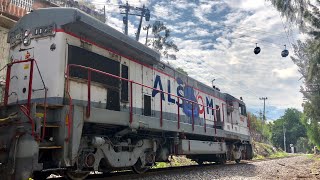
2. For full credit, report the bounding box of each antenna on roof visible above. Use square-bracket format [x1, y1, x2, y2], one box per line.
[211, 79, 215, 88]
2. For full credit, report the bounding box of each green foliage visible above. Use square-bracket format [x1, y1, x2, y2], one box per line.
[296, 137, 314, 153]
[147, 21, 179, 60]
[301, 103, 320, 146]
[153, 162, 169, 169]
[270, 0, 320, 147]
[253, 154, 265, 160]
[249, 113, 271, 142]
[252, 141, 289, 160]
[270, 109, 307, 151]
[268, 152, 289, 159]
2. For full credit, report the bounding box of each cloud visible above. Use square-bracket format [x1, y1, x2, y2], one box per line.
[272, 66, 299, 79]
[98, 0, 304, 119]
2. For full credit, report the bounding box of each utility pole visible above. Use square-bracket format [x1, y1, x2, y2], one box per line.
[143, 24, 151, 45]
[103, 5, 106, 23]
[283, 123, 286, 152]
[119, 1, 130, 35]
[259, 97, 268, 121]
[119, 1, 150, 39]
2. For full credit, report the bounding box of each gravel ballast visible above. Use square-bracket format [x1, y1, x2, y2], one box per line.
[136, 156, 319, 180]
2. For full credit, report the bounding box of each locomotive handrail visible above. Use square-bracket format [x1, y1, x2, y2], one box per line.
[3, 59, 48, 140]
[66, 64, 224, 138]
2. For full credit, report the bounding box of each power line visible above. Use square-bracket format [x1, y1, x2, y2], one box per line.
[220, 24, 290, 39]
[95, 1, 293, 45]
[93, 1, 295, 53]
[259, 97, 268, 121]
[176, 53, 262, 99]
[119, 1, 150, 40]
[279, 12, 294, 52]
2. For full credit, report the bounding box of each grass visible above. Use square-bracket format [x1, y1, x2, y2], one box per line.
[153, 162, 170, 169]
[252, 141, 292, 160]
[305, 154, 320, 161]
[268, 151, 289, 158]
[253, 154, 265, 160]
[253, 152, 289, 160]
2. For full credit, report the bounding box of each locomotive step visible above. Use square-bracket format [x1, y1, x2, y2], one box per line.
[39, 141, 62, 149]
[36, 104, 64, 109]
[41, 123, 60, 128]
[39, 146, 62, 149]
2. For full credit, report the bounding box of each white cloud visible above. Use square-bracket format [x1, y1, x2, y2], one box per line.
[100, 0, 305, 119]
[272, 66, 299, 79]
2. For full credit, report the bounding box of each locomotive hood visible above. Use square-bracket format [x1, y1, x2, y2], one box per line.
[8, 7, 160, 65]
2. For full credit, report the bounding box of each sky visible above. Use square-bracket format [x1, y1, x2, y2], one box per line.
[92, 0, 306, 120]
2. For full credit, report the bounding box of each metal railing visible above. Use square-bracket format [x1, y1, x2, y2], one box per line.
[3, 59, 48, 140]
[66, 64, 224, 139]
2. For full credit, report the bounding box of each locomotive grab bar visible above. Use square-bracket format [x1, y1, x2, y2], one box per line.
[3, 59, 48, 140]
[66, 64, 225, 139]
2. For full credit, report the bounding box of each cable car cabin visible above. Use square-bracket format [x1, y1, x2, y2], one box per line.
[0, 8, 253, 180]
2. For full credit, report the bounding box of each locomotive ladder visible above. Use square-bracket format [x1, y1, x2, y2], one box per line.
[2, 59, 59, 146]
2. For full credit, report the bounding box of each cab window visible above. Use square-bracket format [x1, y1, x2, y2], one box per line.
[239, 103, 246, 116]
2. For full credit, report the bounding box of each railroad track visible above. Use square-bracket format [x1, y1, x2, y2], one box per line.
[48, 162, 241, 180]
[48, 157, 296, 180]
[86, 162, 249, 180]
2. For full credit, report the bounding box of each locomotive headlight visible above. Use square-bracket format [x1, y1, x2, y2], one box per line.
[23, 29, 31, 46]
[23, 37, 30, 46]
[24, 30, 30, 37]
[23, 37, 31, 46]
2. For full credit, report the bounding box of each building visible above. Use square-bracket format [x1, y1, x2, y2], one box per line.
[0, 0, 105, 99]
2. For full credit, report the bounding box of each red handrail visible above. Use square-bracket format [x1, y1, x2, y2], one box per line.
[130, 81, 133, 124]
[4, 60, 34, 132]
[191, 102, 194, 131]
[160, 93, 163, 127]
[86, 70, 91, 118]
[27, 60, 34, 115]
[4, 59, 47, 139]
[177, 97, 180, 129]
[247, 112, 250, 129]
[66, 64, 222, 134]
[4, 64, 11, 106]
[222, 103, 225, 123]
[203, 105, 206, 133]
[65, 65, 72, 142]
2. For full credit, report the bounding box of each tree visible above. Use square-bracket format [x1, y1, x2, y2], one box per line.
[147, 21, 179, 60]
[270, 109, 307, 151]
[269, 0, 320, 147]
[248, 113, 271, 143]
[296, 137, 314, 153]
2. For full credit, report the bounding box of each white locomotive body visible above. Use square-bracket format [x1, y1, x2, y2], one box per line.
[0, 8, 253, 180]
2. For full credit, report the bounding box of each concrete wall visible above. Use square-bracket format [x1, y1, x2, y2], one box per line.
[0, 26, 10, 100]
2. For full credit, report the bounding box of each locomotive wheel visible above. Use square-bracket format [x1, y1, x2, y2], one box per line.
[66, 171, 89, 180]
[218, 154, 227, 164]
[235, 159, 241, 164]
[196, 160, 204, 165]
[33, 171, 51, 180]
[132, 159, 149, 174]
